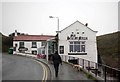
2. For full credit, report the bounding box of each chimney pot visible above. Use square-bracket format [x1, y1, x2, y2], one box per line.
[85, 23, 88, 26]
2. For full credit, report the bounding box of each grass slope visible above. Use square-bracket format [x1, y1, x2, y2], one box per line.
[0, 33, 2, 52]
[1, 33, 13, 52]
[97, 31, 120, 69]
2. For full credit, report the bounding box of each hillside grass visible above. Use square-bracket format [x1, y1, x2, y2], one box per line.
[97, 31, 120, 69]
[1, 33, 13, 52]
[0, 33, 2, 52]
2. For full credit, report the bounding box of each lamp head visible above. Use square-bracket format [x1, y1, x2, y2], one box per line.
[49, 16, 54, 18]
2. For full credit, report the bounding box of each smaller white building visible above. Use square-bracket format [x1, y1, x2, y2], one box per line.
[13, 35, 55, 55]
[58, 21, 98, 63]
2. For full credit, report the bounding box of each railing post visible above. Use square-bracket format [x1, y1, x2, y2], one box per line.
[88, 61, 90, 72]
[95, 63, 98, 76]
[83, 59, 84, 69]
[78, 58, 80, 65]
[118, 71, 120, 82]
[104, 66, 107, 82]
[65, 55, 66, 62]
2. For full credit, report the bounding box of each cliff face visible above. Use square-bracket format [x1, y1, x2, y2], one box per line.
[97, 31, 120, 69]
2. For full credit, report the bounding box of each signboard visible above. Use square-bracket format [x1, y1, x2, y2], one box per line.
[67, 32, 88, 40]
[18, 47, 28, 51]
[67, 36, 88, 40]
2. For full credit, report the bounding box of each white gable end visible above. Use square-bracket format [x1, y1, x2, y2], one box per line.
[58, 21, 98, 63]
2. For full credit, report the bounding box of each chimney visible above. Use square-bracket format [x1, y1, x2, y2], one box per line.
[85, 23, 88, 26]
[15, 30, 17, 36]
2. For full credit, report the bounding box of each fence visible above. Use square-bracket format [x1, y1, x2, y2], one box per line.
[60, 55, 120, 82]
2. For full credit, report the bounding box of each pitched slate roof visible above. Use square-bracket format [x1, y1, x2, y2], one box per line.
[13, 35, 55, 41]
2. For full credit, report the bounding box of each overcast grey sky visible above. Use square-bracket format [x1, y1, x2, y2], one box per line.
[1, 0, 119, 36]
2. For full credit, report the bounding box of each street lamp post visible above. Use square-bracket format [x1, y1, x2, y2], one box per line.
[49, 16, 59, 31]
[49, 16, 59, 55]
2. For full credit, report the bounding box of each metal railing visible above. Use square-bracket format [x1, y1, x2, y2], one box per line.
[60, 55, 120, 82]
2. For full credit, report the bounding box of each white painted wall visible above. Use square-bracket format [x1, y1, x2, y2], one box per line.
[58, 21, 98, 63]
[13, 41, 43, 54]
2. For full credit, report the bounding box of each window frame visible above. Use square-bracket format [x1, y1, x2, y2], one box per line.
[41, 41, 46, 46]
[32, 41, 37, 48]
[19, 42, 24, 48]
[59, 46, 64, 54]
[69, 41, 86, 55]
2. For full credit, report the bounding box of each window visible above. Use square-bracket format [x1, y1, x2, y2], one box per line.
[32, 42, 37, 48]
[69, 41, 85, 53]
[41, 41, 46, 46]
[42, 49, 45, 54]
[15, 44, 17, 47]
[59, 46, 64, 54]
[19, 42, 24, 48]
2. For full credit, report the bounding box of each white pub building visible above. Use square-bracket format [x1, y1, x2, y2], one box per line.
[13, 20, 98, 63]
[58, 21, 98, 63]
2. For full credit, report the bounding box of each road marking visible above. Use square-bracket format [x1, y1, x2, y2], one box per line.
[33, 60, 48, 82]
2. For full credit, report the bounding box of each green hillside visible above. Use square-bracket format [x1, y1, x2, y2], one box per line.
[1, 33, 13, 52]
[0, 33, 2, 52]
[97, 31, 120, 69]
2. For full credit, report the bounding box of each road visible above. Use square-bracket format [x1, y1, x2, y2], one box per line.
[2, 53, 48, 80]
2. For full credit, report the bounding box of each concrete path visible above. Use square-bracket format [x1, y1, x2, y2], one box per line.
[39, 59, 94, 81]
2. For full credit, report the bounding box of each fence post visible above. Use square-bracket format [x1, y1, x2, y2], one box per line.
[104, 66, 107, 82]
[65, 56, 66, 62]
[95, 63, 98, 76]
[83, 59, 84, 69]
[88, 61, 90, 72]
[118, 71, 120, 82]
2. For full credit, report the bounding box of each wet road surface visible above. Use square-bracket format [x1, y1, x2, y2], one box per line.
[2, 53, 45, 80]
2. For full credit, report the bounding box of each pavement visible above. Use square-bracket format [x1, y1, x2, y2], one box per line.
[38, 59, 94, 81]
